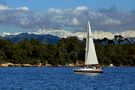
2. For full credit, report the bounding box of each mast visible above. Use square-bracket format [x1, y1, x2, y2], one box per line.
[85, 21, 99, 65]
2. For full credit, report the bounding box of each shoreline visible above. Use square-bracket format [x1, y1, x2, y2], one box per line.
[0, 63, 134, 67]
[0, 63, 79, 67]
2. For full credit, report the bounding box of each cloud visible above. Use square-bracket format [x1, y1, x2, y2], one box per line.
[0, 4, 29, 11]
[70, 17, 80, 26]
[0, 4, 9, 10]
[0, 5, 135, 32]
[48, 8, 62, 13]
[75, 6, 88, 11]
[1, 32, 21, 37]
[1, 32, 11, 36]
[101, 18, 121, 25]
[16, 6, 29, 11]
[74, 6, 88, 14]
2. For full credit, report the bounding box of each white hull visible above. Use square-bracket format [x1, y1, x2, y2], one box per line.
[74, 67, 103, 73]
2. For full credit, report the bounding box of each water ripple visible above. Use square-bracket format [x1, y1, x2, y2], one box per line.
[0, 67, 135, 90]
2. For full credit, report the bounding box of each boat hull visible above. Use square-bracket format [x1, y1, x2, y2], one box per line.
[74, 68, 103, 73]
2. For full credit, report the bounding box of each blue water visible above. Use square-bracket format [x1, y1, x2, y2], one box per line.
[0, 67, 135, 90]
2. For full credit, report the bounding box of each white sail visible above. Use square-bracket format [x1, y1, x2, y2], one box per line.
[85, 21, 99, 65]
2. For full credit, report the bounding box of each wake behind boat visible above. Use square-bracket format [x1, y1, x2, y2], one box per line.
[74, 21, 103, 73]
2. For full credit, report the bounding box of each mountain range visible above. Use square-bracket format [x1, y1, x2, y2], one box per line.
[23, 29, 135, 40]
[1, 29, 135, 44]
[31, 29, 114, 40]
[4, 33, 60, 44]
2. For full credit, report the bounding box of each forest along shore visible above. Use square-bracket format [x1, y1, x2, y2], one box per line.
[1, 36, 135, 67]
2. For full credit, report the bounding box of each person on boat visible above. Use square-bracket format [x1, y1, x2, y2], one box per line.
[93, 67, 96, 69]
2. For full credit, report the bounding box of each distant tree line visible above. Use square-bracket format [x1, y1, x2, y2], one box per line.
[0, 35, 135, 66]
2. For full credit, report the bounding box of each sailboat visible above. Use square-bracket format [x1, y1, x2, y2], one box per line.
[74, 21, 103, 73]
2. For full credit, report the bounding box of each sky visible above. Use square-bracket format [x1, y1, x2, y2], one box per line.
[3, 0, 135, 11]
[0, 0, 135, 35]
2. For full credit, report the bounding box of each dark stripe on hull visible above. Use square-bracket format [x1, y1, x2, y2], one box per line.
[74, 70, 103, 73]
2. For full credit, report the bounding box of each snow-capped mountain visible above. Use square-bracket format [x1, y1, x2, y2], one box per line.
[32, 29, 87, 40]
[1, 32, 21, 37]
[115, 31, 135, 38]
[93, 31, 114, 39]
[31, 29, 114, 40]
[30, 29, 119, 40]
[32, 29, 73, 38]
[1, 29, 135, 40]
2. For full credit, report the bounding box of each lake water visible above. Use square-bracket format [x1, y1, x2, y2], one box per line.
[0, 67, 135, 90]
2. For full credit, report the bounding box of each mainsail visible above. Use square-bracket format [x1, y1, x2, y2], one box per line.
[85, 21, 99, 65]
